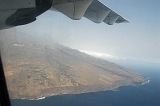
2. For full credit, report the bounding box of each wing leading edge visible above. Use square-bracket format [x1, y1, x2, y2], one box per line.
[51, 0, 129, 25]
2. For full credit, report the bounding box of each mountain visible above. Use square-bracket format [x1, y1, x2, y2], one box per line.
[0, 31, 146, 99]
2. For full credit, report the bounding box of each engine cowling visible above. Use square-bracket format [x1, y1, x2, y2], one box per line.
[6, 0, 53, 26]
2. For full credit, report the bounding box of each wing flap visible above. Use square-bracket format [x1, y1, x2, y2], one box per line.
[51, 0, 129, 25]
[84, 0, 111, 23]
[52, 0, 93, 20]
[103, 11, 119, 25]
[116, 16, 129, 23]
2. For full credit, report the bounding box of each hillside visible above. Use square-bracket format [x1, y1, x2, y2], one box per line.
[0, 31, 146, 99]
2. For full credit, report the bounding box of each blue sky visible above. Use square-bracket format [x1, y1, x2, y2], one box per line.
[13, 0, 160, 63]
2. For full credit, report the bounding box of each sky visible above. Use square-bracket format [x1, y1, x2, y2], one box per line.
[3, 0, 160, 64]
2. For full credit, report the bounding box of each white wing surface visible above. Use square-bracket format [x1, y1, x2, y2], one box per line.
[51, 0, 129, 25]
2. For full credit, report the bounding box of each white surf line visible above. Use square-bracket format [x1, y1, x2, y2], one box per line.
[141, 79, 150, 85]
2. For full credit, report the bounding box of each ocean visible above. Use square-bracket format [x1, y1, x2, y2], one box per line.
[11, 62, 160, 106]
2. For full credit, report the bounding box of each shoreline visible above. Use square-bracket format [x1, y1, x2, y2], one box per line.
[141, 79, 150, 85]
[11, 79, 150, 101]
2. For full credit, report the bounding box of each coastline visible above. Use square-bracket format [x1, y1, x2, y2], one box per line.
[11, 79, 149, 100]
[141, 79, 150, 85]
[13, 97, 46, 101]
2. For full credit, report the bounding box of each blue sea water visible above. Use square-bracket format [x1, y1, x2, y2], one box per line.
[11, 62, 160, 106]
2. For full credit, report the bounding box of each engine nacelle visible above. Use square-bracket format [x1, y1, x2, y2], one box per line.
[0, 0, 36, 10]
[5, 0, 53, 26]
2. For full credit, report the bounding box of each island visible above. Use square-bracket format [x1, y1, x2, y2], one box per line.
[0, 32, 147, 99]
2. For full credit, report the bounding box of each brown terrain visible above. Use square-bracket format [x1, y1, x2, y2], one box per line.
[0, 31, 146, 99]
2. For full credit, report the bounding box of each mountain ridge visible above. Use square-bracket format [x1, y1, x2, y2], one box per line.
[0, 33, 146, 99]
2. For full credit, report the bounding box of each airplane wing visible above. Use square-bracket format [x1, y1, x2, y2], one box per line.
[51, 0, 129, 25]
[0, 0, 129, 30]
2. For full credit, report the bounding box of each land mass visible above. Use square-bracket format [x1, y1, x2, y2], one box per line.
[0, 31, 146, 99]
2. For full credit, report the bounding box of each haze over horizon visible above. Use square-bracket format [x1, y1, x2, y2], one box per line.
[1, 0, 160, 64]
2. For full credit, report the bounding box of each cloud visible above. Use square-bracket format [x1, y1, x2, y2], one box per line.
[79, 50, 127, 60]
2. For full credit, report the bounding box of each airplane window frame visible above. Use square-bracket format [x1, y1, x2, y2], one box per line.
[0, 52, 11, 106]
